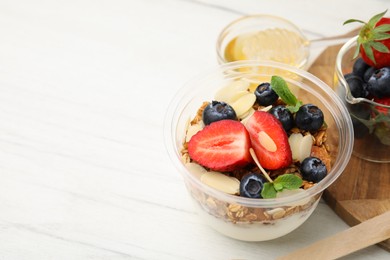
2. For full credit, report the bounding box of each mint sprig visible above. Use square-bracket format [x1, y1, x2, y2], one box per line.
[261, 174, 303, 199]
[271, 75, 302, 113]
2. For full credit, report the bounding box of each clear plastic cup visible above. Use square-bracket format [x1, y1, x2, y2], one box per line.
[335, 36, 390, 163]
[216, 15, 310, 69]
[165, 61, 353, 241]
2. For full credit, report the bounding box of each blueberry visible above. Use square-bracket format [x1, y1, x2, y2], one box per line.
[300, 157, 327, 183]
[202, 101, 237, 125]
[348, 103, 370, 120]
[239, 173, 267, 198]
[367, 67, 390, 98]
[352, 58, 370, 79]
[346, 103, 370, 139]
[363, 67, 375, 82]
[254, 82, 279, 106]
[351, 117, 369, 139]
[344, 74, 368, 98]
[295, 104, 324, 132]
[269, 105, 294, 132]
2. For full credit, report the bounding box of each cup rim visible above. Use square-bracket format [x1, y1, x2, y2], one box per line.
[164, 60, 354, 207]
[216, 14, 310, 67]
[336, 36, 390, 108]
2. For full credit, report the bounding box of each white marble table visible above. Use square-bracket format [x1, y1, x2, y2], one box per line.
[1, 0, 389, 259]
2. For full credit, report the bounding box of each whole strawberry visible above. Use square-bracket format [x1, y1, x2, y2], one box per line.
[344, 10, 390, 68]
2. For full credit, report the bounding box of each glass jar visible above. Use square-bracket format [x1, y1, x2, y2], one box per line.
[335, 36, 390, 163]
[216, 15, 310, 69]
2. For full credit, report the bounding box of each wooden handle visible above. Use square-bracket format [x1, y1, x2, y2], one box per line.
[277, 211, 390, 260]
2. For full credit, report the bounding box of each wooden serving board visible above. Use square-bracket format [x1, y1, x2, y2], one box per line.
[308, 43, 390, 251]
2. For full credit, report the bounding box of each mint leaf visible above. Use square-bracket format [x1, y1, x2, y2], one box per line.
[274, 183, 283, 191]
[261, 174, 303, 199]
[274, 174, 303, 190]
[271, 76, 300, 108]
[261, 182, 277, 198]
[286, 101, 303, 113]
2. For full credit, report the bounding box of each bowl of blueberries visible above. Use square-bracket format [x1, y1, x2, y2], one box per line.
[335, 36, 390, 163]
[165, 60, 354, 241]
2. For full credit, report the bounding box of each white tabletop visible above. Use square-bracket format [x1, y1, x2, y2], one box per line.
[1, 0, 389, 259]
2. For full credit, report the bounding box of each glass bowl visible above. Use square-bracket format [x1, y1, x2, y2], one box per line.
[216, 14, 310, 69]
[165, 61, 353, 241]
[335, 36, 390, 163]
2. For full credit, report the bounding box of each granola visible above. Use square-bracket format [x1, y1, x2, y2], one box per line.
[181, 78, 332, 226]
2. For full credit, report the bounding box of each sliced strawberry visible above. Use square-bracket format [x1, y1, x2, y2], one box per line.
[188, 120, 252, 172]
[374, 97, 390, 114]
[245, 111, 292, 170]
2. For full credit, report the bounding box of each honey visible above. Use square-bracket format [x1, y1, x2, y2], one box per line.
[224, 28, 310, 69]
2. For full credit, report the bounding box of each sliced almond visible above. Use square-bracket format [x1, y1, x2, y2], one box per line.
[185, 123, 203, 142]
[260, 105, 273, 112]
[240, 108, 255, 125]
[288, 133, 314, 162]
[229, 90, 250, 103]
[231, 93, 256, 118]
[258, 131, 277, 152]
[298, 134, 313, 162]
[185, 162, 207, 179]
[266, 207, 286, 220]
[200, 171, 240, 195]
[214, 80, 249, 102]
[289, 133, 303, 161]
[249, 148, 273, 183]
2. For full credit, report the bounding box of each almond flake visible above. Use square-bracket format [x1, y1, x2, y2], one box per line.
[200, 171, 240, 195]
[258, 131, 277, 152]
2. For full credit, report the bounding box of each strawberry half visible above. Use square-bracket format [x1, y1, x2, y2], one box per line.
[188, 120, 252, 172]
[374, 97, 390, 114]
[344, 10, 390, 68]
[245, 111, 292, 170]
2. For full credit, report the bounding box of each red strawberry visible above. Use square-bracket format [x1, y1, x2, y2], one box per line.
[188, 120, 252, 172]
[374, 97, 390, 114]
[344, 10, 390, 68]
[245, 111, 292, 170]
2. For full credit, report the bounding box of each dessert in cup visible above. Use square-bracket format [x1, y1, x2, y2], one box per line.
[165, 61, 353, 241]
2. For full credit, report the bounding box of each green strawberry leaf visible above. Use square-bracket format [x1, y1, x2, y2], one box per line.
[261, 182, 277, 199]
[271, 76, 302, 112]
[371, 111, 390, 124]
[374, 24, 390, 33]
[375, 125, 390, 145]
[362, 42, 376, 65]
[372, 32, 390, 41]
[353, 42, 362, 59]
[274, 174, 303, 190]
[371, 41, 390, 53]
[350, 114, 375, 134]
[344, 9, 389, 65]
[343, 19, 365, 25]
[367, 9, 387, 27]
[351, 108, 390, 139]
